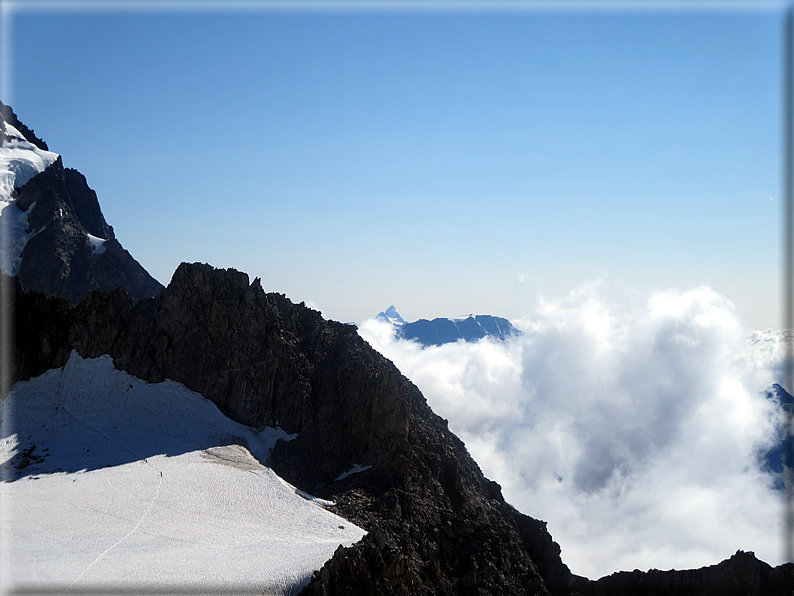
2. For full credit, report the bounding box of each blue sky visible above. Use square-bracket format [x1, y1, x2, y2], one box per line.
[3, 2, 784, 328]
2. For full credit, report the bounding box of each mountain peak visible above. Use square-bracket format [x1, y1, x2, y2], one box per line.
[376, 304, 406, 327]
[0, 113, 59, 276]
[0, 101, 49, 151]
[0, 104, 163, 302]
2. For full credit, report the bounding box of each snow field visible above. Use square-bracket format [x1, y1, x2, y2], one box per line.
[0, 352, 364, 595]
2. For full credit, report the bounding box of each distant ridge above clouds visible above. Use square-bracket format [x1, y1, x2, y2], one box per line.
[376, 305, 519, 347]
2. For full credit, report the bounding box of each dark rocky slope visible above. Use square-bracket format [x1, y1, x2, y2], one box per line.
[1, 103, 164, 303]
[8, 263, 794, 595]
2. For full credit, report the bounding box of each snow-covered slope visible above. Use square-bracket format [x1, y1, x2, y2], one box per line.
[0, 352, 364, 595]
[0, 121, 58, 275]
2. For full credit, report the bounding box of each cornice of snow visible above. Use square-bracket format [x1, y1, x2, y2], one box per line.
[0, 122, 59, 275]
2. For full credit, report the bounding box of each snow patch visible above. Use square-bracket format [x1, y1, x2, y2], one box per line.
[335, 464, 372, 481]
[86, 233, 107, 255]
[0, 123, 58, 275]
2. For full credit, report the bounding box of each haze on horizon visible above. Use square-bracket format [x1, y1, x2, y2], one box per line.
[2, 2, 784, 331]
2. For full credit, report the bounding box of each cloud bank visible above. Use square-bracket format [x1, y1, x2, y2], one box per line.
[358, 281, 787, 579]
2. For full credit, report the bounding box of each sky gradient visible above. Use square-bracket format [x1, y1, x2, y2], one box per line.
[2, 2, 785, 328]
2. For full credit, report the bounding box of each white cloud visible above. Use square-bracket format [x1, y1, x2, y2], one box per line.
[358, 282, 787, 579]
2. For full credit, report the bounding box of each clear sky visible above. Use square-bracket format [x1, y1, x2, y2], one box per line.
[2, 1, 784, 329]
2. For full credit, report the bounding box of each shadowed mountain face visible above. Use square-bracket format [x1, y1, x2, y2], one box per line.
[0, 103, 164, 303]
[759, 383, 793, 490]
[399, 314, 519, 346]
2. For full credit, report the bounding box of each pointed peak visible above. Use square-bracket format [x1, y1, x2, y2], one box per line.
[376, 305, 406, 326]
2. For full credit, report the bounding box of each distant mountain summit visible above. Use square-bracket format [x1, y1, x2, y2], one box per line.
[0, 102, 163, 303]
[376, 306, 519, 346]
[375, 305, 407, 327]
